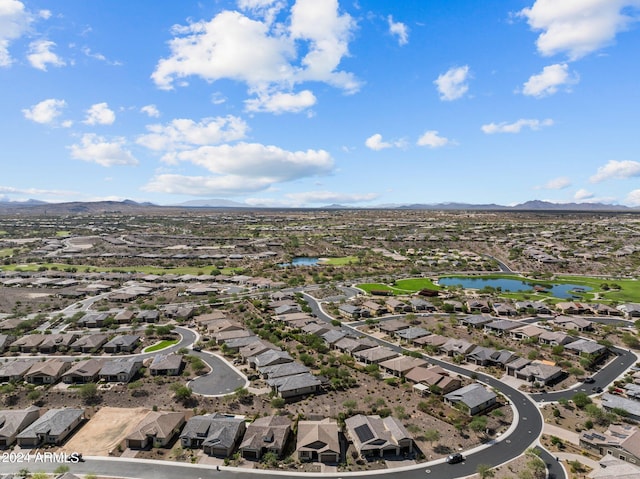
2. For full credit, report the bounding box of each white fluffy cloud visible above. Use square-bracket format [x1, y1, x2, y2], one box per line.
[537, 177, 571, 190]
[143, 142, 334, 196]
[519, 0, 640, 60]
[364, 133, 406, 151]
[522, 63, 578, 98]
[22, 98, 67, 125]
[140, 105, 160, 118]
[434, 65, 470, 101]
[69, 134, 138, 167]
[574, 188, 595, 200]
[388, 15, 408, 45]
[137, 116, 248, 154]
[152, 1, 359, 113]
[365, 133, 391, 151]
[417, 130, 451, 148]
[626, 189, 640, 206]
[481, 118, 553, 134]
[27, 39, 65, 71]
[0, 0, 32, 67]
[237, 0, 286, 26]
[245, 89, 316, 114]
[0, 185, 73, 197]
[285, 190, 379, 204]
[84, 102, 116, 125]
[590, 160, 640, 183]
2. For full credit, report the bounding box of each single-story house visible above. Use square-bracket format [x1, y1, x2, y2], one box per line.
[25, 359, 71, 384]
[0, 360, 36, 382]
[99, 358, 143, 383]
[180, 413, 246, 457]
[69, 334, 109, 353]
[580, 424, 640, 465]
[379, 319, 410, 335]
[62, 359, 105, 384]
[16, 408, 84, 447]
[239, 415, 291, 460]
[459, 315, 493, 329]
[510, 324, 546, 341]
[38, 333, 78, 353]
[565, 339, 607, 361]
[296, 419, 341, 463]
[266, 373, 322, 399]
[551, 316, 593, 331]
[0, 406, 41, 447]
[333, 336, 377, 355]
[444, 383, 497, 416]
[258, 362, 310, 379]
[440, 339, 475, 357]
[538, 330, 576, 346]
[126, 411, 186, 449]
[514, 362, 563, 384]
[103, 334, 140, 353]
[344, 414, 413, 458]
[353, 346, 399, 365]
[249, 350, 293, 370]
[12, 334, 46, 353]
[149, 353, 184, 376]
[484, 319, 520, 336]
[379, 356, 429, 377]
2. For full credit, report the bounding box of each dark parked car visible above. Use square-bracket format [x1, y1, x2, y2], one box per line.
[583, 377, 595, 383]
[592, 386, 603, 393]
[446, 453, 464, 464]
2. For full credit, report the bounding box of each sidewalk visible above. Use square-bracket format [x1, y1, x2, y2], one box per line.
[543, 423, 580, 445]
[556, 452, 600, 470]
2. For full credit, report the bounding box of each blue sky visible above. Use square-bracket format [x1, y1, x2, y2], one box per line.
[2, 0, 640, 207]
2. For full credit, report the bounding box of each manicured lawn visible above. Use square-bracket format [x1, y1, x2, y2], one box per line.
[359, 274, 640, 302]
[357, 283, 396, 293]
[394, 278, 441, 291]
[322, 256, 359, 265]
[143, 339, 179, 352]
[0, 248, 13, 258]
[56, 230, 71, 237]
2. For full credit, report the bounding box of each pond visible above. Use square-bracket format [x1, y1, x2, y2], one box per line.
[438, 277, 591, 299]
[279, 257, 320, 267]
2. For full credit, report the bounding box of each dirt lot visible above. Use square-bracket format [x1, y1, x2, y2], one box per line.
[65, 406, 150, 456]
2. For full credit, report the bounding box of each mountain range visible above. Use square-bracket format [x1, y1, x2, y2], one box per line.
[0, 198, 635, 215]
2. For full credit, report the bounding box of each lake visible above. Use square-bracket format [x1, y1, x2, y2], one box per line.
[438, 277, 591, 299]
[279, 257, 320, 267]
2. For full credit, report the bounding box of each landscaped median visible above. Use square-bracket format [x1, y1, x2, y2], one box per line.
[142, 339, 179, 353]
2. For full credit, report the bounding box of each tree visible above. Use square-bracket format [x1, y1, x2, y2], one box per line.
[572, 392, 592, 409]
[423, 428, 440, 447]
[79, 382, 100, 405]
[469, 415, 488, 433]
[171, 383, 192, 404]
[476, 464, 495, 478]
[271, 397, 285, 409]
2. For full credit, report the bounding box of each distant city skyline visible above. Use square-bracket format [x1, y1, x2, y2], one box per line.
[2, 0, 640, 207]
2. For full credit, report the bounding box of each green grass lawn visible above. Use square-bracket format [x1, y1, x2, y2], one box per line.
[359, 274, 640, 302]
[56, 231, 71, 237]
[0, 248, 13, 258]
[394, 278, 441, 291]
[143, 339, 179, 352]
[322, 256, 359, 265]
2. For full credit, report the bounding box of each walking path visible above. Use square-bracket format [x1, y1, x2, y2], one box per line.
[543, 423, 580, 445]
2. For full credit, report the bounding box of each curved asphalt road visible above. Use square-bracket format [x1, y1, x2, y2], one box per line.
[303, 293, 546, 479]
